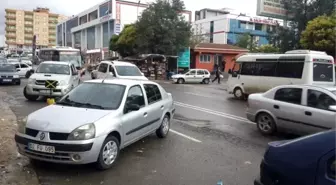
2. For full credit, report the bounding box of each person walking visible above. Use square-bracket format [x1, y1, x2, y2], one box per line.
[212, 66, 221, 84]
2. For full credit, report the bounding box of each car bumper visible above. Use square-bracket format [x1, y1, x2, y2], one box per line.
[246, 112, 256, 122]
[171, 78, 178, 83]
[0, 78, 20, 84]
[25, 84, 72, 97]
[15, 133, 105, 164]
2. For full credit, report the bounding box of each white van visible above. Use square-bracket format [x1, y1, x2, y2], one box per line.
[228, 50, 335, 99]
[91, 60, 148, 80]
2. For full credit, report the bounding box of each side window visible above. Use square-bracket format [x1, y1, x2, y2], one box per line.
[15, 64, 20, 69]
[232, 63, 241, 73]
[274, 88, 302, 104]
[241, 63, 256, 75]
[276, 62, 304, 78]
[188, 70, 196, 75]
[144, 84, 162, 104]
[255, 62, 276, 76]
[108, 65, 116, 77]
[125, 85, 145, 108]
[307, 89, 336, 110]
[197, 70, 205, 75]
[204, 70, 209, 75]
[98, 63, 108, 73]
[21, 64, 28, 68]
[327, 156, 335, 180]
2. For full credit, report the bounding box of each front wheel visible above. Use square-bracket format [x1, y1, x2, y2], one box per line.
[23, 87, 39, 101]
[177, 78, 184, 84]
[156, 114, 170, 138]
[96, 136, 120, 170]
[203, 78, 210, 84]
[256, 113, 277, 135]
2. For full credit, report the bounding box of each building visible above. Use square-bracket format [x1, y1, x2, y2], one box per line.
[190, 43, 248, 72]
[56, 0, 192, 59]
[193, 8, 281, 47]
[4, 7, 67, 50]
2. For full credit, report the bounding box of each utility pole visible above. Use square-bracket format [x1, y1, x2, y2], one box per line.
[137, 1, 140, 21]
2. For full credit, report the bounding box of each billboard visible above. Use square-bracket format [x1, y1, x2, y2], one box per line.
[177, 48, 190, 68]
[256, 0, 288, 19]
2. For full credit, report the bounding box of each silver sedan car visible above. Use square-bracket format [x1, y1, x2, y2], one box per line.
[246, 84, 336, 135]
[15, 79, 175, 170]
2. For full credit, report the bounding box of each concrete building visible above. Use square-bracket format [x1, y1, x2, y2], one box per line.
[193, 8, 282, 46]
[56, 0, 192, 58]
[4, 7, 67, 50]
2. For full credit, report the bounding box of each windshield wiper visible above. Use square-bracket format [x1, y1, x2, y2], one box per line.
[79, 103, 105, 110]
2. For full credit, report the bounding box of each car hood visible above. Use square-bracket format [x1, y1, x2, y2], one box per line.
[26, 105, 114, 133]
[0, 71, 18, 76]
[30, 73, 71, 82]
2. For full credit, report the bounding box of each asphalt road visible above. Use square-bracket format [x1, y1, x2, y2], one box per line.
[0, 78, 296, 185]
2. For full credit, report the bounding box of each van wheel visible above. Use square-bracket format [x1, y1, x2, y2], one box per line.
[23, 87, 39, 101]
[233, 87, 244, 99]
[177, 78, 184, 84]
[256, 113, 276, 135]
[96, 136, 120, 170]
[203, 78, 210, 84]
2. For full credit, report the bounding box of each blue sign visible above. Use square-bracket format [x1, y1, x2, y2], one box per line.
[177, 48, 190, 68]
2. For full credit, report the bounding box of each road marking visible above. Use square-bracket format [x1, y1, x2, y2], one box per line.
[170, 129, 202, 143]
[184, 92, 213, 98]
[174, 101, 255, 125]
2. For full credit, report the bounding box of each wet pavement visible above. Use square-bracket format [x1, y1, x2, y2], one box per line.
[0, 78, 296, 185]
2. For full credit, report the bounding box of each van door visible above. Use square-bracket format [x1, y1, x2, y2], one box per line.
[315, 150, 335, 185]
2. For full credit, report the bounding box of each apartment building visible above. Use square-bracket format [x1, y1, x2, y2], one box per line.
[5, 7, 67, 50]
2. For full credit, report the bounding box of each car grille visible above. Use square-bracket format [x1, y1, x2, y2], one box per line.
[0, 75, 13, 78]
[35, 80, 59, 86]
[26, 128, 39, 137]
[25, 128, 69, 140]
[23, 147, 71, 161]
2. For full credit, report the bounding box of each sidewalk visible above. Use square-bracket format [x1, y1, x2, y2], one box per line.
[0, 91, 39, 185]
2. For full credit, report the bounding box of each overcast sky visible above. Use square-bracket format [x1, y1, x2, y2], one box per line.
[0, 0, 258, 46]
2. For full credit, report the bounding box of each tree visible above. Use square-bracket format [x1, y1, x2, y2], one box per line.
[255, 44, 280, 53]
[189, 32, 210, 48]
[235, 33, 257, 51]
[300, 13, 336, 56]
[109, 24, 138, 57]
[135, 0, 192, 55]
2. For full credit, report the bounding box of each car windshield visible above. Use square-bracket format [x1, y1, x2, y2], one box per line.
[36, 63, 70, 75]
[56, 83, 126, 110]
[313, 63, 334, 82]
[0, 64, 15, 72]
[115, 65, 142, 76]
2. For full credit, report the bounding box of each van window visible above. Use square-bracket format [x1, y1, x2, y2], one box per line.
[313, 63, 333, 82]
[276, 62, 304, 78]
[274, 88, 302, 104]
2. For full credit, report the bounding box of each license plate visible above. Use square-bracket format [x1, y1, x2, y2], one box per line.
[28, 143, 55, 154]
[3, 79, 12, 82]
[40, 90, 50, 93]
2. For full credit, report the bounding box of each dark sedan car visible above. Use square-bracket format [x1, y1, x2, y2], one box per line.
[0, 63, 21, 85]
[255, 130, 335, 185]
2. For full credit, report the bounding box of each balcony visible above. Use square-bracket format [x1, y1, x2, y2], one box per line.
[49, 24, 56, 29]
[5, 27, 16, 31]
[24, 22, 33, 27]
[5, 14, 16, 19]
[24, 34, 33, 39]
[5, 9, 16, 13]
[5, 33, 16, 38]
[24, 29, 33, 33]
[49, 30, 56, 34]
[49, 37, 56, 41]
[24, 16, 33, 21]
[25, 40, 32, 44]
[49, 19, 58, 24]
[5, 20, 16, 25]
[5, 40, 16, 45]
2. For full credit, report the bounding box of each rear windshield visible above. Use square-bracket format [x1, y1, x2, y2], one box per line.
[313, 63, 333, 82]
[115, 66, 142, 76]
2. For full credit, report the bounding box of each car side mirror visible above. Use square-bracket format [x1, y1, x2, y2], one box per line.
[228, 69, 232, 74]
[328, 105, 336, 112]
[232, 71, 238, 77]
[125, 103, 140, 113]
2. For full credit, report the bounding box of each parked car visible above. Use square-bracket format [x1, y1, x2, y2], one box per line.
[254, 130, 335, 185]
[15, 79, 175, 169]
[246, 84, 336, 135]
[12, 62, 33, 78]
[0, 63, 21, 85]
[23, 61, 80, 101]
[91, 61, 147, 80]
[0, 57, 7, 63]
[171, 69, 211, 84]
[20, 56, 33, 66]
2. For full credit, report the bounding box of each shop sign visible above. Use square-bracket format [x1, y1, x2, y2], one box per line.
[249, 18, 279, 25]
[177, 48, 190, 68]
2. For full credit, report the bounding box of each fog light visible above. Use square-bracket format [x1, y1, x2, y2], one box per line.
[71, 154, 81, 161]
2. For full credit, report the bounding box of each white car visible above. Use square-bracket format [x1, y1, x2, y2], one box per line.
[15, 79, 175, 169]
[171, 69, 211, 84]
[23, 61, 80, 101]
[13, 62, 33, 78]
[91, 61, 148, 80]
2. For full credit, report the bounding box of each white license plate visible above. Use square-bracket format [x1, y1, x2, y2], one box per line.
[3, 79, 12, 82]
[28, 143, 55, 154]
[40, 90, 50, 93]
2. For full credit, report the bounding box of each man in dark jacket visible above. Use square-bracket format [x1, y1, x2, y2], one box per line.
[212, 66, 221, 84]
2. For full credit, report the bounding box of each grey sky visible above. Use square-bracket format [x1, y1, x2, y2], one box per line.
[0, 0, 258, 46]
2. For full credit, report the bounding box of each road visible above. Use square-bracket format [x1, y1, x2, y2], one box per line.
[0, 78, 296, 185]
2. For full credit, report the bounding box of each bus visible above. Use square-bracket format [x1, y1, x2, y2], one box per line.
[227, 50, 335, 99]
[38, 47, 83, 69]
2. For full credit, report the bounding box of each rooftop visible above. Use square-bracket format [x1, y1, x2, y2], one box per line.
[194, 43, 249, 51]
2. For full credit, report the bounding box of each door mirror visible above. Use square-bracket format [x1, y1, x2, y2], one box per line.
[328, 105, 336, 112]
[125, 103, 140, 113]
[228, 69, 232, 74]
[109, 72, 114, 76]
[232, 71, 238, 77]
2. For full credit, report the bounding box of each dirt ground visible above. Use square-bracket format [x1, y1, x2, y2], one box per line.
[0, 91, 39, 185]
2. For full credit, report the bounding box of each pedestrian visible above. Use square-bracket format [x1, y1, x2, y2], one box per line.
[212, 66, 221, 84]
[222, 60, 226, 72]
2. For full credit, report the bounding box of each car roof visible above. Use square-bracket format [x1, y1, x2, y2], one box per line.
[100, 60, 136, 66]
[84, 78, 159, 87]
[41, 61, 71, 65]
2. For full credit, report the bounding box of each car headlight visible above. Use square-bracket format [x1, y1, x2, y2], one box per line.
[13, 75, 19, 78]
[17, 116, 27, 134]
[67, 123, 95, 140]
[28, 78, 35, 84]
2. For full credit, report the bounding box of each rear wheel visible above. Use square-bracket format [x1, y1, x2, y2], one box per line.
[256, 113, 277, 135]
[203, 78, 210, 84]
[23, 87, 39, 101]
[177, 78, 184, 84]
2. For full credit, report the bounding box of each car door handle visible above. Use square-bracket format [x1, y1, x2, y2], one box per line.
[305, 111, 312, 116]
[160, 105, 164, 109]
[273, 105, 279, 109]
[143, 112, 148, 117]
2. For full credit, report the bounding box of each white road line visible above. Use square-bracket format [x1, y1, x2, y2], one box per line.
[174, 101, 255, 125]
[184, 92, 213, 98]
[170, 129, 202, 143]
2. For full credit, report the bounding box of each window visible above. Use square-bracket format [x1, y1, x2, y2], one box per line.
[307, 89, 336, 110]
[108, 65, 116, 76]
[98, 63, 108, 73]
[197, 70, 205, 75]
[256, 62, 277, 76]
[20, 64, 28, 68]
[239, 21, 247, 29]
[255, 23, 262, 31]
[115, 66, 142, 76]
[125, 85, 145, 108]
[188, 70, 196, 75]
[276, 62, 304, 78]
[144, 84, 162, 104]
[200, 54, 211, 63]
[313, 63, 333, 82]
[204, 70, 209, 75]
[327, 156, 335, 180]
[274, 88, 302, 104]
[232, 63, 241, 73]
[241, 63, 257, 75]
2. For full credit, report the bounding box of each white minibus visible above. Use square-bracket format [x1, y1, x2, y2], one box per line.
[227, 50, 335, 99]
